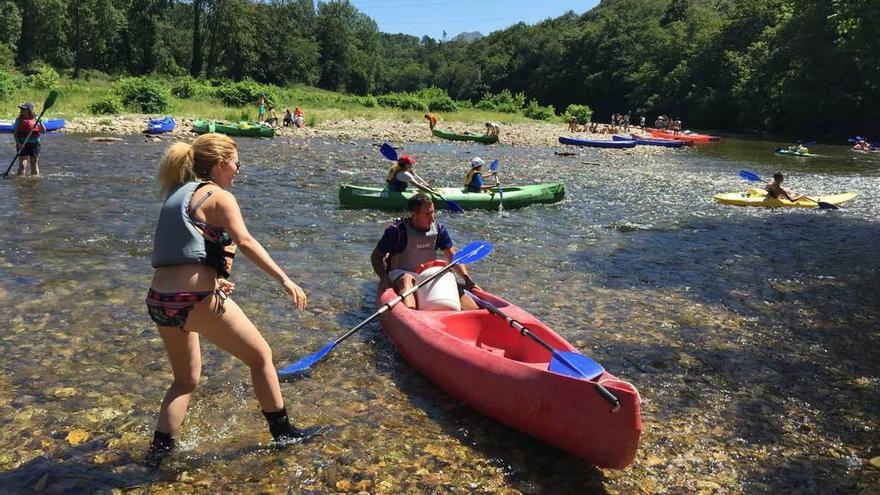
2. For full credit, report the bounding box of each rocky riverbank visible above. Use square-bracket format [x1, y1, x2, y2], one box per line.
[57, 115, 659, 151]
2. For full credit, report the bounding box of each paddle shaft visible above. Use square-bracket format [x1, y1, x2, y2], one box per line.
[469, 292, 620, 409]
[379, 142, 463, 213]
[494, 174, 504, 213]
[331, 256, 468, 347]
[3, 108, 50, 177]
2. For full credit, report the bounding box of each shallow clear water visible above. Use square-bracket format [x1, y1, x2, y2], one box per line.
[0, 134, 877, 494]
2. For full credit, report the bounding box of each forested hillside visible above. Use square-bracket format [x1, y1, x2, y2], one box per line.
[1, 0, 876, 136]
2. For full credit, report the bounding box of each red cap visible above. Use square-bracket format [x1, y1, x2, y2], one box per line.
[398, 155, 415, 165]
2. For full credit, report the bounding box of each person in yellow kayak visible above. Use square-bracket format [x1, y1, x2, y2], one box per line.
[386, 154, 441, 195]
[370, 193, 480, 310]
[766, 171, 804, 202]
[463, 157, 495, 193]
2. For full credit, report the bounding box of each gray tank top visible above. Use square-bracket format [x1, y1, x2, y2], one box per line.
[396, 219, 440, 272]
[151, 181, 207, 268]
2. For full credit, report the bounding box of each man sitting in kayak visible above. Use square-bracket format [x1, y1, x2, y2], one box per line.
[787, 142, 810, 154]
[852, 139, 870, 152]
[371, 193, 480, 310]
[385, 154, 441, 195]
[463, 157, 495, 193]
[766, 172, 804, 202]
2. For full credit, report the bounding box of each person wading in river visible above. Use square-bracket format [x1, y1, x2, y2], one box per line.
[370, 193, 480, 310]
[12, 102, 46, 176]
[145, 133, 317, 467]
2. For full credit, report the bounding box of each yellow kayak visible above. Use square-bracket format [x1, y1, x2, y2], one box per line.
[713, 188, 857, 208]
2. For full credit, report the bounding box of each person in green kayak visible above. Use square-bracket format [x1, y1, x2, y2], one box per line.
[787, 141, 809, 154]
[371, 193, 480, 310]
[463, 157, 495, 193]
[385, 154, 441, 195]
[766, 171, 804, 202]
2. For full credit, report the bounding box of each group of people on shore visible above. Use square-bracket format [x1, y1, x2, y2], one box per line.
[257, 96, 304, 128]
[144, 133, 487, 466]
[655, 115, 682, 134]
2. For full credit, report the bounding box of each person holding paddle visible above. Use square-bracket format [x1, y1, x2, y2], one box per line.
[463, 157, 495, 193]
[385, 154, 441, 195]
[765, 171, 804, 202]
[12, 102, 46, 176]
[144, 133, 316, 467]
[371, 193, 480, 311]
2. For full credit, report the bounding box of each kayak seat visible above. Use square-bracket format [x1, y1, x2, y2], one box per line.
[479, 343, 506, 357]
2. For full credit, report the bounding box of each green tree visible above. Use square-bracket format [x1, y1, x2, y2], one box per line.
[69, 0, 125, 77]
[315, 0, 380, 93]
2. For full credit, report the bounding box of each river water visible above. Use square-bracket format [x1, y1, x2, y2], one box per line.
[0, 134, 877, 494]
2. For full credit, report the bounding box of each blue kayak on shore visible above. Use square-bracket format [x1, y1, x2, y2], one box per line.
[0, 118, 65, 133]
[147, 116, 175, 134]
[559, 136, 636, 148]
[612, 134, 686, 148]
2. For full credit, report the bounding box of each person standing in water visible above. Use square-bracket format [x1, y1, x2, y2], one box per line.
[12, 102, 46, 176]
[145, 133, 316, 466]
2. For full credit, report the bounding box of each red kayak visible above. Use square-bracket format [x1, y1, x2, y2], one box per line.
[648, 128, 718, 143]
[377, 287, 642, 468]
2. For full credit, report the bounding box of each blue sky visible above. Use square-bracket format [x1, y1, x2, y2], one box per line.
[348, 0, 600, 40]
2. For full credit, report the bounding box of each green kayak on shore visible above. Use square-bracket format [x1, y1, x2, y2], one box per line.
[432, 128, 498, 144]
[192, 119, 275, 138]
[339, 183, 564, 211]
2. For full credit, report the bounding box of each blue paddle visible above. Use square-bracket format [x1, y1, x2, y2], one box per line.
[463, 290, 621, 411]
[278, 240, 494, 376]
[488, 159, 503, 214]
[738, 170, 838, 210]
[379, 143, 464, 213]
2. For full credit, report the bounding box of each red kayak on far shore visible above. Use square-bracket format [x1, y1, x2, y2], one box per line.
[649, 128, 719, 143]
[377, 287, 642, 469]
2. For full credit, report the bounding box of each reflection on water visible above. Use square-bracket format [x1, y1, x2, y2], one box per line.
[0, 134, 877, 493]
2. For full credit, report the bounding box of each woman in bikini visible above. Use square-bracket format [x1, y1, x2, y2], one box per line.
[145, 133, 314, 466]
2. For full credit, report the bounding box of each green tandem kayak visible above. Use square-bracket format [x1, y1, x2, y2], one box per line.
[192, 119, 275, 138]
[339, 183, 564, 211]
[432, 128, 499, 144]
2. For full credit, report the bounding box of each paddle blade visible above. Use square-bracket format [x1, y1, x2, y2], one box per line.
[43, 90, 59, 111]
[453, 240, 493, 264]
[441, 197, 465, 213]
[489, 159, 499, 172]
[549, 351, 605, 380]
[739, 170, 762, 182]
[278, 340, 337, 376]
[380, 142, 398, 161]
[817, 201, 839, 210]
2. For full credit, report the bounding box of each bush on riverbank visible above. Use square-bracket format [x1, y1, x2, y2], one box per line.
[89, 96, 124, 115]
[113, 77, 170, 113]
[0, 70, 557, 126]
[564, 104, 593, 124]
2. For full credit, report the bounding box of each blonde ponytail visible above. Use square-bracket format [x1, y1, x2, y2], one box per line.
[156, 133, 237, 195]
